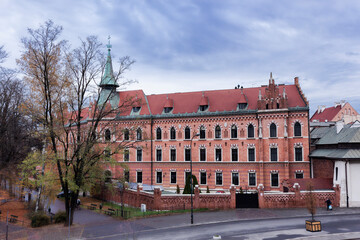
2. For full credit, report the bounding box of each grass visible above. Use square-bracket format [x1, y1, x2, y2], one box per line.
[102, 201, 208, 219]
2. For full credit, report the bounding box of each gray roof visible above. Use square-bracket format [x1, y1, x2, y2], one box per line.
[316, 124, 360, 145]
[311, 126, 332, 139]
[310, 149, 360, 160]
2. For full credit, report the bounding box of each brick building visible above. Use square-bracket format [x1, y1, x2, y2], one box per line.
[95, 47, 310, 192]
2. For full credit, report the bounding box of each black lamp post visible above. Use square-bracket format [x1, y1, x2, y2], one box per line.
[190, 133, 200, 224]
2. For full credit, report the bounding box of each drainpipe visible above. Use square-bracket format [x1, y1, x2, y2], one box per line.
[345, 160, 349, 208]
[150, 117, 154, 186]
[307, 109, 312, 178]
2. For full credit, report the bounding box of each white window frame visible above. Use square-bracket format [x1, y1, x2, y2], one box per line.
[215, 148, 222, 162]
[294, 147, 303, 162]
[247, 147, 256, 162]
[170, 148, 176, 162]
[200, 171, 207, 185]
[270, 172, 279, 187]
[199, 148, 206, 162]
[270, 147, 278, 162]
[156, 171, 163, 184]
[231, 148, 239, 162]
[215, 172, 223, 186]
[170, 171, 177, 184]
[248, 172, 256, 187]
[136, 171, 143, 183]
[231, 172, 239, 186]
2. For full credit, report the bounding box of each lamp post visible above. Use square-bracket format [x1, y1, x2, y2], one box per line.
[190, 133, 200, 224]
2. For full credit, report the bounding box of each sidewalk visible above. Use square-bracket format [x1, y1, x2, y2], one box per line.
[130, 207, 360, 230]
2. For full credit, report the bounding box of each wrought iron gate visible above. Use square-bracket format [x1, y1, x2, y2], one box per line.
[236, 192, 259, 208]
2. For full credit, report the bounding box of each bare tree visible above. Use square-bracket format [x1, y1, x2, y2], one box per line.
[18, 21, 139, 225]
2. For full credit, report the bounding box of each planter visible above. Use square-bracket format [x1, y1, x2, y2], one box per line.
[305, 220, 321, 232]
[213, 235, 221, 240]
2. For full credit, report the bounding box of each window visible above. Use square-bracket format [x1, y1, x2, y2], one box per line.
[270, 148, 278, 162]
[248, 148, 255, 162]
[200, 148, 206, 161]
[156, 171, 162, 184]
[200, 172, 206, 185]
[248, 124, 254, 138]
[124, 129, 129, 141]
[271, 173, 279, 187]
[249, 172, 256, 186]
[238, 103, 247, 109]
[137, 171, 142, 183]
[335, 167, 338, 181]
[232, 172, 239, 185]
[156, 149, 162, 161]
[132, 107, 141, 113]
[295, 173, 303, 179]
[200, 126, 206, 139]
[199, 105, 208, 111]
[105, 129, 111, 142]
[216, 172, 222, 185]
[124, 149, 129, 162]
[137, 128, 142, 140]
[104, 149, 111, 161]
[170, 149, 176, 161]
[124, 170, 130, 182]
[185, 127, 191, 140]
[294, 122, 301, 137]
[185, 172, 191, 184]
[137, 149, 142, 161]
[270, 123, 277, 138]
[156, 128, 162, 140]
[215, 148, 222, 161]
[185, 149, 191, 161]
[104, 170, 112, 183]
[170, 127, 176, 140]
[231, 125, 237, 138]
[295, 147, 303, 161]
[231, 148, 238, 162]
[164, 107, 173, 113]
[170, 172, 176, 184]
[215, 125, 221, 139]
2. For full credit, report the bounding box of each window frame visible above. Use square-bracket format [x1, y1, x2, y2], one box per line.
[270, 123, 277, 138]
[170, 171, 177, 184]
[215, 172, 223, 186]
[215, 148, 222, 162]
[271, 172, 279, 187]
[232, 172, 239, 186]
[231, 148, 238, 162]
[200, 148, 206, 162]
[185, 148, 191, 161]
[156, 127, 162, 140]
[170, 127, 176, 140]
[124, 129, 129, 141]
[295, 147, 303, 161]
[215, 125, 221, 139]
[124, 148, 129, 162]
[137, 128, 142, 140]
[295, 172, 303, 179]
[184, 127, 191, 140]
[156, 171, 162, 184]
[105, 129, 111, 142]
[200, 126, 206, 139]
[136, 171, 143, 183]
[231, 125, 238, 139]
[248, 148, 255, 162]
[170, 149, 176, 162]
[156, 149, 162, 161]
[248, 124, 255, 138]
[136, 148, 142, 162]
[294, 122, 302, 137]
[270, 147, 278, 162]
[248, 172, 256, 186]
[200, 172, 207, 185]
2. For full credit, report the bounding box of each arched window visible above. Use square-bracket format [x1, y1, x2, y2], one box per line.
[185, 126, 191, 140]
[294, 122, 301, 137]
[156, 127, 162, 140]
[124, 129, 129, 141]
[200, 126, 206, 139]
[105, 129, 111, 142]
[170, 127, 176, 140]
[248, 124, 254, 138]
[231, 125, 237, 138]
[215, 125, 221, 139]
[270, 123, 277, 138]
[137, 128, 142, 140]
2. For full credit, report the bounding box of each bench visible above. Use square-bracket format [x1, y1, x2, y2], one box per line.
[87, 203, 97, 210]
[104, 208, 115, 216]
[9, 215, 18, 223]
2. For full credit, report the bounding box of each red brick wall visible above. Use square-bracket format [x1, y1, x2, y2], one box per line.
[312, 158, 334, 179]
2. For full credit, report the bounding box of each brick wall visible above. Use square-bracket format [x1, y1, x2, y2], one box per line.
[312, 158, 334, 179]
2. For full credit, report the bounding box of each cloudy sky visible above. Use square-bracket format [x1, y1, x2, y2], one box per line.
[1, 0, 360, 115]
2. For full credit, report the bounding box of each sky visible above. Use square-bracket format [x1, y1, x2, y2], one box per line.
[1, 0, 360, 116]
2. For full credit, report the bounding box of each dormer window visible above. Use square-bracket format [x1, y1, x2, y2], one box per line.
[164, 107, 173, 113]
[199, 105, 208, 111]
[132, 107, 141, 113]
[238, 103, 247, 110]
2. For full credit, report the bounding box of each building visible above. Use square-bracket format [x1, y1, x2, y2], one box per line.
[310, 101, 359, 124]
[95, 45, 311, 192]
[310, 121, 360, 207]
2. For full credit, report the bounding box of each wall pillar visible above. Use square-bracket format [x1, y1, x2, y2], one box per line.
[293, 183, 301, 206]
[230, 185, 236, 209]
[334, 184, 340, 207]
[194, 185, 200, 209]
[257, 184, 265, 208]
[153, 187, 162, 210]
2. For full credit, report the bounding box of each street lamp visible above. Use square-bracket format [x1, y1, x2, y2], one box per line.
[190, 133, 200, 224]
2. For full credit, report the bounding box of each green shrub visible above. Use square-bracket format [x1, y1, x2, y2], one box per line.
[176, 185, 180, 194]
[206, 186, 210, 193]
[54, 211, 67, 223]
[183, 175, 199, 194]
[31, 213, 50, 228]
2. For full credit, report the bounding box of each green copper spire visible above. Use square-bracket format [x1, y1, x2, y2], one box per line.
[99, 36, 120, 108]
[100, 36, 119, 88]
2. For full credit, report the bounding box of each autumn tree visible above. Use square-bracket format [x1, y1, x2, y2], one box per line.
[18, 20, 138, 225]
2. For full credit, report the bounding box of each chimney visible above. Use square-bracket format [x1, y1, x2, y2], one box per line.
[258, 89, 262, 100]
[340, 100, 346, 108]
[317, 105, 321, 114]
[294, 77, 299, 85]
[334, 102, 340, 108]
[336, 120, 344, 134]
[321, 105, 326, 113]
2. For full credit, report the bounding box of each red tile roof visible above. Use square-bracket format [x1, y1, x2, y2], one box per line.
[310, 106, 341, 122]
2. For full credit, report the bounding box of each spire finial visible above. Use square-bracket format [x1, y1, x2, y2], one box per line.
[270, 72, 273, 79]
[106, 35, 112, 50]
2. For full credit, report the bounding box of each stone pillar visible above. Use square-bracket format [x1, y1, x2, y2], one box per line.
[153, 187, 162, 210]
[230, 185, 236, 209]
[136, 184, 143, 207]
[194, 185, 200, 209]
[293, 183, 301, 207]
[257, 184, 265, 208]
